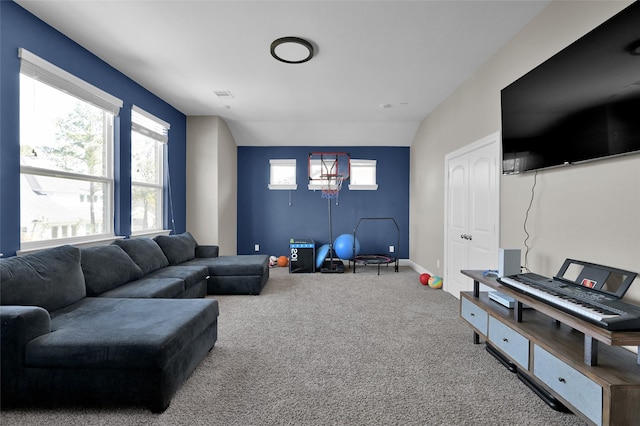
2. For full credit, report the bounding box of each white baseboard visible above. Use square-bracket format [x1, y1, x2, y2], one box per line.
[403, 259, 437, 277]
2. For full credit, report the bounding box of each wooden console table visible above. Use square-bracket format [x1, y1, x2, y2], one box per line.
[460, 270, 640, 426]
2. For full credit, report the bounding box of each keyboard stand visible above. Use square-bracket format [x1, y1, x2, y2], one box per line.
[461, 270, 640, 425]
[499, 280, 634, 366]
[585, 336, 598, 366]
[515, 300, 523, 323]
[466, 270, 640, 366]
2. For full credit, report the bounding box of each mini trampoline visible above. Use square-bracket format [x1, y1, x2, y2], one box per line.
[351, 217, 400, 275]
[354, 254, 397, 275]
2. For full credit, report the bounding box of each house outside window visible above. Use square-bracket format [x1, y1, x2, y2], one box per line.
[131, 106, 169, 234]
[19, 49, 122, 249]
[268, 159, 297, 190]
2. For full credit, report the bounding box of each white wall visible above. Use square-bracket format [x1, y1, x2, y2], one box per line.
[186, 116, 238, 255]
[410, 1, 640, 303]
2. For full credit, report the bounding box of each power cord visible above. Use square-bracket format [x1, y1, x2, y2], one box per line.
[166, 149, 176, 235]
[523, 170, 538, 272]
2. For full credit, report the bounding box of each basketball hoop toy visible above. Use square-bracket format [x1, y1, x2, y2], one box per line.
[309, 152, 350, 273]
[320, 175, 344, 200]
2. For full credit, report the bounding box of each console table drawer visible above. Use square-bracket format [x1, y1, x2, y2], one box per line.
[461, 297, 487, 336]
[488, 316, 529, 369]
[534, 345, 602, 426]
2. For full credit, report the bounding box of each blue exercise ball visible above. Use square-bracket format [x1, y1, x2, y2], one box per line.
[333, 234, 360, 260]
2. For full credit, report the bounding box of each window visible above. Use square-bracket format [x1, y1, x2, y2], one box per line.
[19, 49, 122, 249]
[308, 158, 337, 191]
[349, 159, 378, 190]
[131, 106, 169, 234]
[268, 159, 297, 190]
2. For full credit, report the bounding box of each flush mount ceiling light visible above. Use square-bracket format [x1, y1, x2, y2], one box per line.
[270, 37, 314, 64]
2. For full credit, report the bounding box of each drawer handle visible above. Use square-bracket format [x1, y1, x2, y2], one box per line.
[558, 377, 566, 383]
[470, 313, 475, 317]
[502, 338, 509, 343]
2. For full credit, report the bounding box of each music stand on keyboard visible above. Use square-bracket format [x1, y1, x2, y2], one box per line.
[554, 259, 637, 300]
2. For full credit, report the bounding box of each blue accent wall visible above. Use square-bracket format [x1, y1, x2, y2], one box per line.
[0, 1, 187, 256]
[237, 146, 410, 259]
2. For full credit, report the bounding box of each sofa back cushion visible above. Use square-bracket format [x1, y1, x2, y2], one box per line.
[0, 245, 86, 312]
[81, 245, 144, 296]
[112, 238, 169, 275]
[154, 232, 198, 265]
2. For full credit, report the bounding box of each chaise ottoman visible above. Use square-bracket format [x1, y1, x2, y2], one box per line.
[188, 255, 270, 295]
[154, 232, 270, 295]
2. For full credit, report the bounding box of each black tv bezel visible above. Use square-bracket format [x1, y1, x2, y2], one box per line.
[501, 2, 640, 175]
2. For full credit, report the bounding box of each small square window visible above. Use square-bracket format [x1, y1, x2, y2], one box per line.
[349, 159, 378, 190]
[268, 159, 297, 190]
[307, 158, 338, 191]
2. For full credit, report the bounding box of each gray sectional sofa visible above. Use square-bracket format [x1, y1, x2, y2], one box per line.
[153, 232, 270, 295]
[0, 232, 270, 412]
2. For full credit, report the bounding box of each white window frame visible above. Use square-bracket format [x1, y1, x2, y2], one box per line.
[308, 158, 339, 191]
[18, 48, 122, 251]
[130, 105, 169, 235]
[268, 159, 297, 190]
[349, 159, 378, 190]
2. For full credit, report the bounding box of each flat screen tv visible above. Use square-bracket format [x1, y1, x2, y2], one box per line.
[501, 2, 640, 174]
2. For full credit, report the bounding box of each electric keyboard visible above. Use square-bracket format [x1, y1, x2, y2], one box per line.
[498, 273, 640, 331]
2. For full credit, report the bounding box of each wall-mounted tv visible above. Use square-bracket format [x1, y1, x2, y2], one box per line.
[501, 2, 640, 174]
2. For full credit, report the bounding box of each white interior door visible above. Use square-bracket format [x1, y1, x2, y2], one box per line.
[445, 155, 469, 297]
[467, 145, 498, 270]
[445, 132, 500, 298]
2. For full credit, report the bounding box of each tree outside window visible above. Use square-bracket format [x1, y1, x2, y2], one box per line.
[130, 107, 168, 234]
[20, 75, 113, 245]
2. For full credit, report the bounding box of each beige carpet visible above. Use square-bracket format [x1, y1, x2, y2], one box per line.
[1, 265, 585, 425]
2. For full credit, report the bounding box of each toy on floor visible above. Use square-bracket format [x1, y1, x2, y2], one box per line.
[269, 255, 278, 267]
[428, 275, 443, 289]
[333, 233, 360, 260]
[277, 256, 289, 267]
[316, 244, 330, 269]
[419, 273, 431, 285]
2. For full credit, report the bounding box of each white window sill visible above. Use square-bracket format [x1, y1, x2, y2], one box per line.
[268, 184, 298, 190]
[130, 229, 171, 238]
[18, 234, 124, 255]
[348, 184, 378, 191]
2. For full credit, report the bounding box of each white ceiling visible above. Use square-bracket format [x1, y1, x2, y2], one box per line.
[15, 0, 550, 147]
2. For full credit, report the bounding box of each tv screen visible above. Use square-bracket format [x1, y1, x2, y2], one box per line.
[501, 2, 640, 174]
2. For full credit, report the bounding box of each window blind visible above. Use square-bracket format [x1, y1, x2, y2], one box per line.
[132, 105, 170, 143]
[18, 48, 123, 116]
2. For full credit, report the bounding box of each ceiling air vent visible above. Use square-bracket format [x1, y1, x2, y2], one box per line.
[214, 90, 234, 99]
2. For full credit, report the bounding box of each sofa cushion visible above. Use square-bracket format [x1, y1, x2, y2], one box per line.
[145, 265, 209, 292]
[112, 238, 169, 275]
[81, 245, 144, 296]
[97, 277, 185, 298]
[154, 232, 197, 265]
[24, 297, 219, 369]
[185, 255, 269, 276]
[195, 245, 219, 258]
[0, 245, 86, 313]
